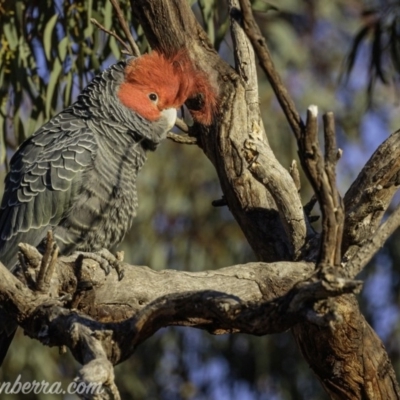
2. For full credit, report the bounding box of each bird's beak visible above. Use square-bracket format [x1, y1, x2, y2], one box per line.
[161, 108, 177, 130]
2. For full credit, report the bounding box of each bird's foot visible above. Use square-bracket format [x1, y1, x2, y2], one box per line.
[75, 249, 125, 280]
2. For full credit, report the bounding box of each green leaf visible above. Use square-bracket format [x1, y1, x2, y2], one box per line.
[251, 0, 279, 12]
[84, 24, 94, 39]
[390, 20, 400, 72]
[109, 36, 121, 59]
[63, 72, 73, 106]
[342, 25, 371, 82]
[198, 0, 215, 44]
[57, 36, 69, 61]
[104, 0, 112, 30]
[86, 0, 93, 23]
[27, 111, 44, 138]
[215, 18, 229, 51]
[3, 22, 18, 50]
[13, 106, 25, 145]
[371, 22, 387, 84]
[45, 58, 62, 117]
[44, 14, 59, 61]
[0, 114, 5, 166]
[15, 1, 25, 27]
[90, 52, 100, 71]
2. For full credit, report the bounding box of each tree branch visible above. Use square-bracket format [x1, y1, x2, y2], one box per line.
[233, 1, 400, 398]
[243, 136, 308, 258]
[302, 107, 344, 267]
[342, 129, 400, 262]
[110, 0, 140, 57]
[237, 0, 305, 141]
[229, 0, 307, 257]
[345, 202, 400, 278]
[166, 132, 197, 144]
[2, 250, 361, 364]
[131, 0, 300, 261]
[90, 18, 132, 55]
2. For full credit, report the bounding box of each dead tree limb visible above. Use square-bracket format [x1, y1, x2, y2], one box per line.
[343, 129, 400, 261]
[345, 202, 400, 278]
[0, 249, 362, 394]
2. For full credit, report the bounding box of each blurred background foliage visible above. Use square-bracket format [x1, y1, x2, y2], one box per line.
[1, 0, 400, 399]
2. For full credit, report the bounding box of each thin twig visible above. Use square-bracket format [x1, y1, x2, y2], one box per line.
[304, 195, 318, 217]
[238, 0, 305, 141]
[90, 18, 132, 55]
[345, 203, 400, 278]
[167, 132, 197, 145]
[109, 0, 141, 57]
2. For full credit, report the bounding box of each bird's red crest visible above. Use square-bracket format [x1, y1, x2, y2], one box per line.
[118, 50, 217, 125]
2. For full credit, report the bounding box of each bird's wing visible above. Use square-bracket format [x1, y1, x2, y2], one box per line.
[0, 110, 98, 268]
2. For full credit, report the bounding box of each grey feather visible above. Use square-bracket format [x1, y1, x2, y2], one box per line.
[0, 58, 174, 365]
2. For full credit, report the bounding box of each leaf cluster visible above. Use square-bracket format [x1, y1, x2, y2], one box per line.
[0, 0, 141, 168]
[343, 1, 400, 101]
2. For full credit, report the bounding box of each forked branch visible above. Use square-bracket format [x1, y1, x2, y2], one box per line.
[237, 0, 305, 140]
[346, 203, 400, 278]
[302, 107, 344, 267]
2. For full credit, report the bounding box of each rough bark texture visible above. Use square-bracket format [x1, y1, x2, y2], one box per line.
[0, 247, 359, 364]
[293, 296, 399, 400]
[130, 0, 400, 399]
[132, 0, 301, 262]
[1, 0, 400, 399]
[342, 129, 400, 260]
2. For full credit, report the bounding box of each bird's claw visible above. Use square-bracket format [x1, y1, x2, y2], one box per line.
[75, 249, 125, 280]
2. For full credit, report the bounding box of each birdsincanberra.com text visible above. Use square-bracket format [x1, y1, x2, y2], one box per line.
[0, 375, 103, 396]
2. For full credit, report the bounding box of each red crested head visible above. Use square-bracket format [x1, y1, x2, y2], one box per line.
[118, 50, 217, 125]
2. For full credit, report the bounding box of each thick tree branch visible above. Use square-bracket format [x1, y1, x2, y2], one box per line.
[243, 137, 308, 258]
[1, 251, 361, 363]
[233, 1, 400, 398]
[293, 294, 400, 400]
[234, 0, 345, 264]
[229, 0, 307, 257]
[345, 202, 400, 278]
[343, 129, 400, 261]
[131, 0, 298, 261]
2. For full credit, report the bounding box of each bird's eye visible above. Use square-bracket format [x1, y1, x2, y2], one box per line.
[148, 93, 158, 102]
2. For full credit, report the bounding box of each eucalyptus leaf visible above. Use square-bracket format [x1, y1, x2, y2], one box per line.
[104, 0, 113, 30]
[109, 36, 121, 59]
[0, 114, 5, 166]
[44, 14, 59, 61]
[63, 72, 73, 106]
[57, 37, 69, 62]
[45, 58, 62, 117]
[3, 23, 18, 50]
[198, 0, 215, 44]
[251, 0, 279, 12]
